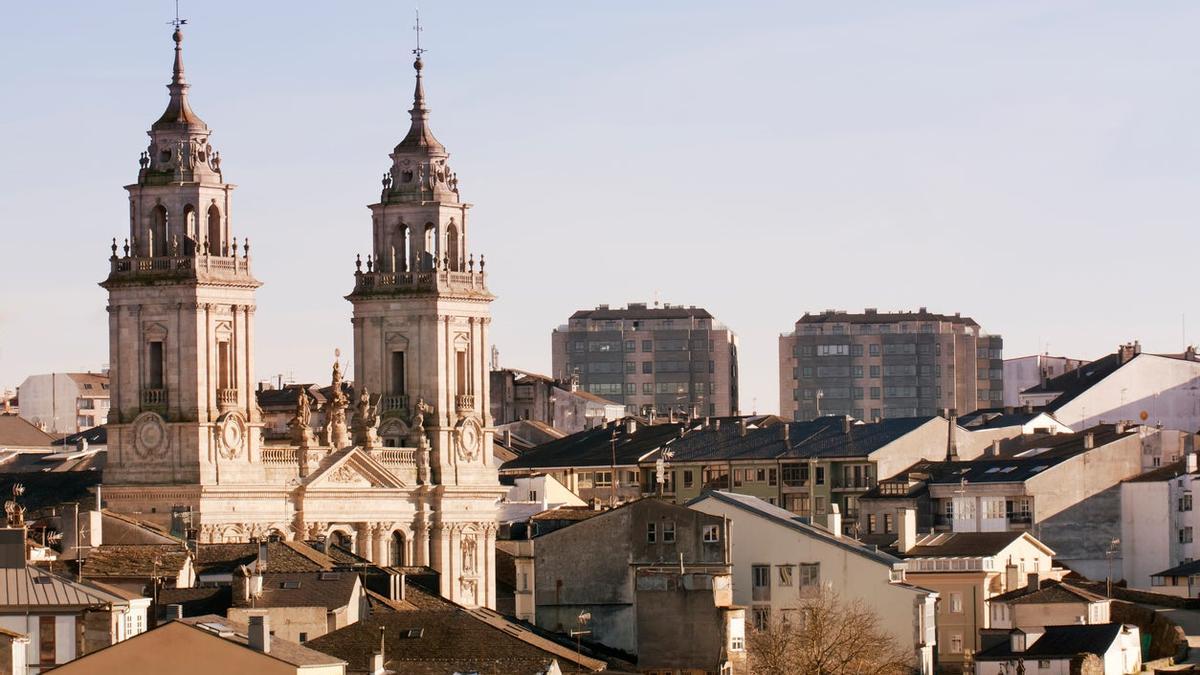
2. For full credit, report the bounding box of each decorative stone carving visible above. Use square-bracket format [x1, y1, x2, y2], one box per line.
[329, 465, 359, 483]
[216, 411, 247, 460]
[351, 388, 381, 450]
[455, 416, 483, 462]
[324, 359, 351, 449]
[132, 411, 170, 460]
[461, 531, 478, 574]
[290, 390, 316, 448]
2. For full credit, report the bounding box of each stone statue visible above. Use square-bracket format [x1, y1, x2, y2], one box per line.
[290, 390, 315, 448]
[325, 360, 351, 449]
[461, 533, 477, 574]
[211, 151, 221, 172]
[352, 388, 381, 450]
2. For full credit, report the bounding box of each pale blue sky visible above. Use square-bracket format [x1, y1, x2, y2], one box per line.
[2, 2, 1198, 414]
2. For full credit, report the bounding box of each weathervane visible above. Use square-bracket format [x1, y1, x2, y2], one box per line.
[169, 0, 187, 30]
[413, 7, 426, 59]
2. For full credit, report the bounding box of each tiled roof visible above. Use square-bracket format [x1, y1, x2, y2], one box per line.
[500, 421, 685, 471]
[0, 415, 56, 447]
[233, 572, 359, 610]
[795, 309, 979, 327]
[81, 544, 190, 578]
[975, 623, 1124, 661]
[691, 491, 902, 567]
[0, 565, 134, 608]
[195, 541, 336, 575]
[177, 615, 346, 667]
[307, 587, 606, 673]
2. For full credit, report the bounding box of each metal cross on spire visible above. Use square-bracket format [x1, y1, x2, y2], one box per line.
[413, 7, 426, 59]
[169, 0, 188, 30]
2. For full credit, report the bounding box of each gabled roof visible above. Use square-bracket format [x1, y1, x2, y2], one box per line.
[975, 623, 1124, 661]
[500, 421, 684, 471]
[306, 586, 606, 672]
[177, 615, 346, 667]
[990, 580, 1107, 604]
[81, 544, 190, 578]
[957, 408, 1052, 430]
[195, 541, 336, 575]
[1124, 460, 1191, 484]
[65, 373, 109, 392]
[0, 415, 56, 447]
[689, 491, 902, 567]
[233, 572, 359, 611]
[1152, 558, 1200, 578]
[895, 531, 1054, 559]
[1019, 349, 1200, 411]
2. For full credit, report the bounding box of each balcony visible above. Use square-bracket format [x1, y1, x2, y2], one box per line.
[217, 388, 238, 411]
[351, 268, 490, 297]
[142, 388, 166, 406]
[1007, 512, 1033, 526]
[834, 478, 876, 491]
[107, 252, 255, 284]
[381, 394, 409, 412]
[455, 394, 475, 412]
[781, 475, 809, 489]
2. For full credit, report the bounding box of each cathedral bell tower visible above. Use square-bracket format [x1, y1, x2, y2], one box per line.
[347, 51, 505, 607]
[102, 26, 263, 493]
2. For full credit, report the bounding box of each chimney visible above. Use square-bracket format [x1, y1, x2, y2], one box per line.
[897, 508, 917, 554]
[781, 425, 790, 442]
[370, 652, 385, 675]
[1083, 432, 1095, 450]
[625, 418, 637, 434]
[739, 419, 747, 437]
[1006, 562, 1019, 589]
[248, 613, 271, 653]
[1187, 446, 1198, 474]
[985, 440, 1000, 457]
[1026, 572, 1042, 590]
[714, 419, 721, 431]
[0, 528, 26, 568]
[233, 566, 252, 604]
[257, 541, 269, 570]
[945, 409, 958, 461]
[827, 504, 842, 538]
[841, 417, 851, 434]
[164, 604, 184, 620]
[503, 429, 512, 448]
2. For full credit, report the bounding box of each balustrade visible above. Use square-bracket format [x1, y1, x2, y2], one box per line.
[381, 394, 409, 412]
[142, 388, 166, 406]
[455, 394, 475, 412]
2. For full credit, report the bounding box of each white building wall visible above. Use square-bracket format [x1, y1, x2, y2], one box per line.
[1050, 355, 1200, 432]
[1122, 475, 1200, 590]
[16, 375, 81, 435]
[691, 497, 934, 673]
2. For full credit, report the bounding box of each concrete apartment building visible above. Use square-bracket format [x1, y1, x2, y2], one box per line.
[16, 372, 109, 434]
[489, 368, 624, 433]
[1121, 454, 1200, 592]
[779, 308, 1003, 422]
[551, 303, 739, 417]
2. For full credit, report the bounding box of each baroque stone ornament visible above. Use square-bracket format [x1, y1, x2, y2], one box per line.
[455, 416, 483, 462]
[132, 411, 170, 460]
[217, 411, 247, 460]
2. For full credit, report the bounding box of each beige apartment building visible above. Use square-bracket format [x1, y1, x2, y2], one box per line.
[779, 308, 1003, 422]
[552, 303, 739, 417]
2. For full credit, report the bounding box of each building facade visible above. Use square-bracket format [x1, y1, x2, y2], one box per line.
[779, 308, 1003, 422]
[99, 27, 503, 608]
[16, 373, 109, 434]
[489, 368, 624, 433]
[551, 303, 739, 417]
[1002, 354, 1088, 407]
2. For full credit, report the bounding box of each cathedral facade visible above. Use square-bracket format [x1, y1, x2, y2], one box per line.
[100, 27, 505, 608]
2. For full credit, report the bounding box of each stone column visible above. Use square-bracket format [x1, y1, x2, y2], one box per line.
[414, 522, 430, 567]
[355, 523, 371, 561]
[484, 523, 497, 610]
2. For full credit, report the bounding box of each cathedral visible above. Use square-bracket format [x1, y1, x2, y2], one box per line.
[99, 26, 505, 608]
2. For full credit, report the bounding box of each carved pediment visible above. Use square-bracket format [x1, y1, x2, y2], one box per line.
[305, 447, 407, 489]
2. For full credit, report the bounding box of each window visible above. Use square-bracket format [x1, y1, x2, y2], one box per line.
[299, 632, 308, 643]
[641, 340, 652, 352]
[595, 471, 613, 487]
[730, 634, 744, 651]
[752, 606, 770, 631]
[1038, 660, 1052, 669]
[663, 521, 676, 543]
[642, 383, 653, 394]
[647, 522, 657, 543]
[756, 468, 766, 482]
[703, 524, 720, 542]
[148, 340, 165, 389]
[870, 387, 880, 399]
[949, 592, 963, 613]
[852, 365, 863, 378]
[814, 496, 826, 515]
[797, 563, 820, 589]
[588, 341, 621, 352]
[867, 514, 877, 533]
[801, 366, 814, 378]
[852, 387, 863, 400]
[883, 513, 893, 533]
[625, 361, 636, 374]
[950, 633, 963, 654]
[817, 344, 850, 356]
[815, 467, 825, 485]
[767, 565, 791, 588]
[850, 344, 864, 356]
[642, 361, 653, 374]
[869, 343, 881, 356]
[624, 339, 635, 351]
[1181, 493, 1193, 512]
[870, 365, 881, 378]
[624, 382, 636, 395]
[683, 470, 694, 488]
[1181, 527, 1193, 544]
[768, 469, 777, 486]
[752, 565, 770, 588]
[39, 615, 55, 665]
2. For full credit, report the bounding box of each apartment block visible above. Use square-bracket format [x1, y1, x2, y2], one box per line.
[551, 303, 739, 417]
[779, 308, 1003, 422]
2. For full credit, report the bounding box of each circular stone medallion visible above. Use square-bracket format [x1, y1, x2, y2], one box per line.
[132, 411, 170, 460]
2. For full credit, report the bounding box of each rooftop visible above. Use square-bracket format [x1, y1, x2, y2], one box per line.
[178, 615, 346, 668]
[975, 623, 1125, 661]
[795, 308, 980, 327]
[500, 420, 684, 471]
[233, 572, 359, 611]
[990, 579, 1108, 604]
[195, 541, 337, 575]
[81, 544, 190, 578]
[0, 415, 57, 448]
[895, 531, 1037, 559]
[569, 303, 714, 322]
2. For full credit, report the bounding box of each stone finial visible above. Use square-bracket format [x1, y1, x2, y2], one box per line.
[243, 238, 250, 257]
[367, 254, 374, 272]
[170, 235, 179, 256]
[468, 254, 475, 272]
[479, 254, 486, 271]
[442, 254, 449, 270]
[139, 151, 149, 169]
[123, 238, 130, 257]
[355, 253, 362, 272]
[111, 238, 118, 260]
[231, 237, 237, 256]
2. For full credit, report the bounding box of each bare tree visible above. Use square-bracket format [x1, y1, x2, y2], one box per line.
[748, 589, 913, 675]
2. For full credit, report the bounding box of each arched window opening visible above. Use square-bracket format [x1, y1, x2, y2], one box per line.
[330, 530, 353, 552]
[183, 205, 197, 255]
[423, 223, 436, 270]
[390, 531, 407, 566]
[207, 205, 222, 255]
[149, 205, 168, 257]
[399, 223, 412, 272]
[446, 222, 461, 272]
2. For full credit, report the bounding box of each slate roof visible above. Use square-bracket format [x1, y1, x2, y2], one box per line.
[990, 580, 1107, 604]
[177, 615, 346, 667]
[500, 421, 685, 471]
[0, 473, 100, 511]
[0, 565, 135, 608]
[66, 373, 109, 393]
[1015, 350, 1200, 412]
[81, 544, 190, 578]
[690, 491, 903, 567]
[796, 308, 979, 327]
[1124, 460, 1191, 484]
[0, 415, 56, 447]
[195, 541, 336, 575]
[0, 447, 106, 473]
[307, 587, 606, 673]
[233, 572, 359, 610]
[957, 408, 1049, 429]
[51, 425, 107, 447]
[975, 623, 1124, 661]
[1152, 559, 1200, 579]
[157, 586, 232, 616]
[894, 531, 1034, 558]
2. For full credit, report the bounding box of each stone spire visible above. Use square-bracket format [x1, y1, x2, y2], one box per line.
[393, 56, 445, 156]
[382, 54, 459, 204]
[153, 27, 207, 132]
